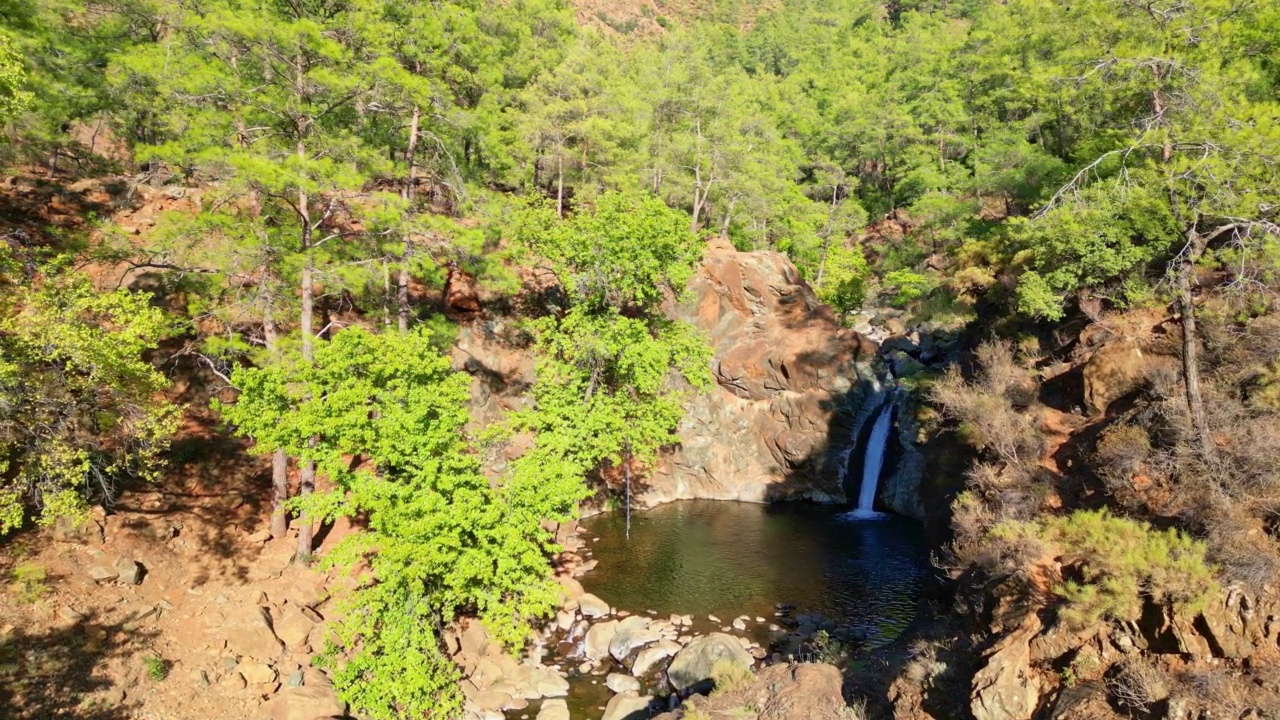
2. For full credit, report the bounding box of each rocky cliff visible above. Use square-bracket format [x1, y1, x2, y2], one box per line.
[451, 239, 909, 511]
[647, 238, 883, 506]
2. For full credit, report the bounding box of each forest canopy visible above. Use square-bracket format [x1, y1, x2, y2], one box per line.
[1, 0, 1278, 716]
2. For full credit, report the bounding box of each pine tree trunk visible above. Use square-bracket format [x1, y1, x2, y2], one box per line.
[1177, 227, 1212, 457]
[556, 150, 565, 218]
[398, 105, 420, 333]
[262, 309, 290, 540]
[296, 144, 317, 562]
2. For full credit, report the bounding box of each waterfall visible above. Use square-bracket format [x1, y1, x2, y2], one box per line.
[848, 403, 892, 519]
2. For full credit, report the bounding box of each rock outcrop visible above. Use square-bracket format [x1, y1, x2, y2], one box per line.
[650, 239, 881, 505]
[655, 663, 850, 720]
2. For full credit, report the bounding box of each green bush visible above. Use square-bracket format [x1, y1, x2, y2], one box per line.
[144, 655, 168, 681]
[710, 658, 754, 696]
[994, 509, 1218, 628]
[12, 562, 47, 602]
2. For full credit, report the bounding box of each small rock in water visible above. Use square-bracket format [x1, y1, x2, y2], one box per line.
[579, 593, 610, 618]
[605, 673, 641, 694]
[721, 627, 731, 632]
[755, 617, 766, 623]
[578, 662, 594, 674]
[732, 618, 747, 631]
[707, 615, 721, 624]
[537, 698, 570, 720]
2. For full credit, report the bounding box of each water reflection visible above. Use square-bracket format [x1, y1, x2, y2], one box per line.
[580, 500, 929, 646]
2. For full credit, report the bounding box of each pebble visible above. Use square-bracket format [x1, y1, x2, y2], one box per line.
[708, 615, 721, 623]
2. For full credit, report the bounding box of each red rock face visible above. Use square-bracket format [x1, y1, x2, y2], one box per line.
[649, 243, 879, 506]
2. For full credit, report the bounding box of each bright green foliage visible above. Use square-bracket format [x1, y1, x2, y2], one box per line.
[882, 270, 935, 306]
[512, 191, 711, 501]
[816, 242, 870, 313]
[219, 328, 572, 720]
[995, 509, 1218, 628]
[517, 191, 703, 310]
[0, 260, 178, 534]
[144, 655, 168, 681]
[515, 307, 711, 469]
[0, 34, 32, 123]
[12, 562, 48, 602]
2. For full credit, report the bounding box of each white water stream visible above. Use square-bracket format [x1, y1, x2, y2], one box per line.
[847, 403, 892, 519]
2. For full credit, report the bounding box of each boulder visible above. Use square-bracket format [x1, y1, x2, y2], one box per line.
[585, 620, 620, 662]
[275, 606, 316, 650]
[258, 684, 346, 720]
[606, 673, 642, 694]
[651, 244, 880, 506]
[631, 640, 681, 677]
[610, 616, 662, 661]
[1081, 335, 1175, 415]
[537, 698, 570, 720]
[444, 265, 483, 321]
[224, 606, 284, 661]
[602, 691, 652, 720]
[667, 633, 754, 693]
[240, 662, 277, 685]
[531, 667, 569, 698]
[114, 558, 142, 585]
[579, 593, 610, 618]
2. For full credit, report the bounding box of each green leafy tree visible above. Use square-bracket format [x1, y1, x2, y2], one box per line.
[220, 327, 573, 719]
[512, 191, 711, 509]
[117, 0, 404, 555]
[0, 256, 178, 533]
[0, 33, 32, 124]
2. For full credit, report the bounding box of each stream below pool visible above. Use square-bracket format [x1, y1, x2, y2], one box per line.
[548, 500, 930, 719]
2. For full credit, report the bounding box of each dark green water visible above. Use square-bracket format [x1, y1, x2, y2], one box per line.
[579, 500, 930, 646]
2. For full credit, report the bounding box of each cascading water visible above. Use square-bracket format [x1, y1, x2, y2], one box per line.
[847, 402, 893, 519]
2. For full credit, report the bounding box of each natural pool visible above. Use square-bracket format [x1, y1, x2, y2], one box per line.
[579, 500, 930, 648]
[546, 500, 931, 719]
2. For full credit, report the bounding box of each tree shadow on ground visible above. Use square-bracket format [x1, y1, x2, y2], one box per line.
[0, 611, 159, 720]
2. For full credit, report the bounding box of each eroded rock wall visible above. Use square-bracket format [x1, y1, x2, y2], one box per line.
[648, 238, 882, 506]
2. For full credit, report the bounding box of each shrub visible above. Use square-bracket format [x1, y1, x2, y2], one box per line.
[1106, 659, 1168, 714]
[710, 658, 754, 696]
[1094, 424, 1153, 508]
[883, 269, 935, 306]
[12, 562, 47, 602]
[680, 706, 711, 720]
[994, 510, 1218, 628]
[841, 698, 870, 720]
[144, 655, 168, 681]
[931, 342, 1044, 470]
[805, 629, 850, 667]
